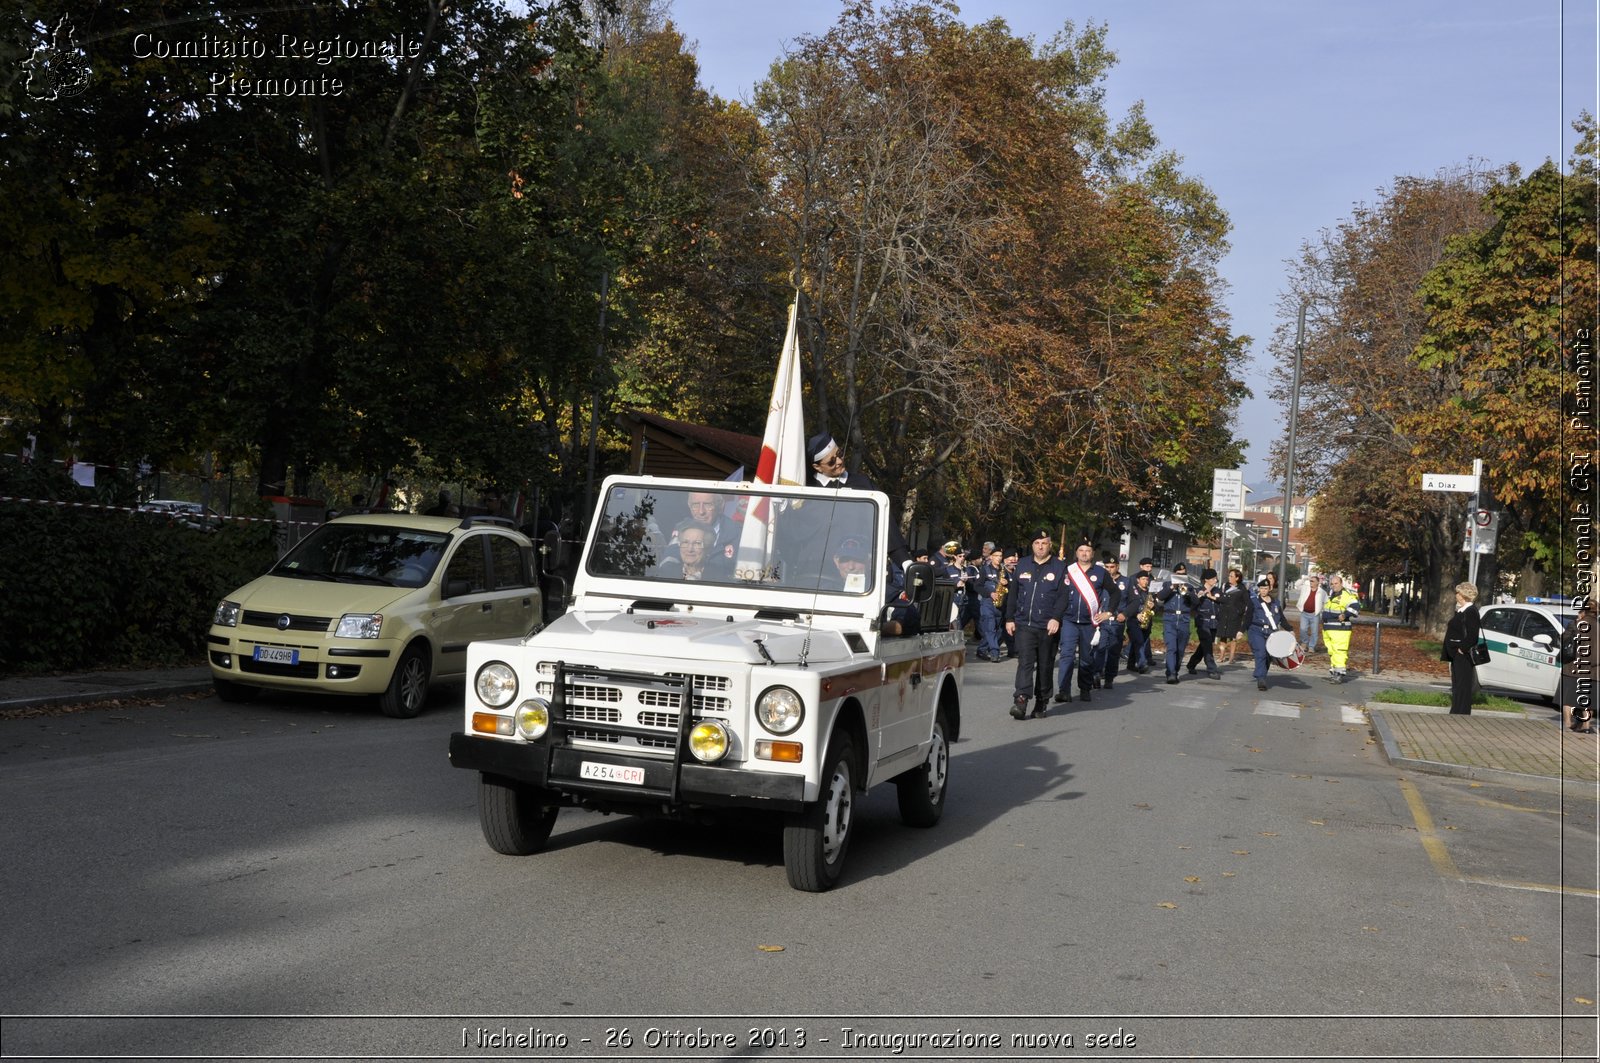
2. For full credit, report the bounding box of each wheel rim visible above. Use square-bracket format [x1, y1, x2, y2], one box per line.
[922, 725, 948, 805]
[399, 657, 427, 710]
[821, 758, 853, 864]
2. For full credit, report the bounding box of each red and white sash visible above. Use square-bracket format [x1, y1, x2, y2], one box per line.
[1066, 563, 1100, 621]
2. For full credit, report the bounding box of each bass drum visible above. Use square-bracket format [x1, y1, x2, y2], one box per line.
[1265, 629, 1306, 669]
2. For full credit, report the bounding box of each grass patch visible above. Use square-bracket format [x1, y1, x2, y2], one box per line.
[1369, 687, 1524, 712]
[1414, 638, 1444, 655]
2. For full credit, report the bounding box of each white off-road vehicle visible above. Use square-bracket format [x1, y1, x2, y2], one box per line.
[448, 475, 963, 890]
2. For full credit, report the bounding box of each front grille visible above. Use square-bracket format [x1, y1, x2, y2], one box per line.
[240, 658, 321, 678]
[540, 662, 734, 754]
[242, 610, 334, 632]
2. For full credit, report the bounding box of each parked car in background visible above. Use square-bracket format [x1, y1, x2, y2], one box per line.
[208, 513, 543, 717]
[136, 499, 224, 531]
[1475, 599, 1578, 703]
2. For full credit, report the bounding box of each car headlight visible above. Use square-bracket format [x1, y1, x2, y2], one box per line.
[213, 600, 241, 627]
[688, 720, 730, 763]
[475, 662, 519, 708]
[755, 686, 804, 735]
[516, 699, 550, 740]
[335, 613, 383, 639]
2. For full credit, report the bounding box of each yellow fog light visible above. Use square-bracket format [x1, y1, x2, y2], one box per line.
[687, 720, 730, 763]
[472, 712, 515, 736]
[755, 740, 804, 763]
[517, 700, 550, 740]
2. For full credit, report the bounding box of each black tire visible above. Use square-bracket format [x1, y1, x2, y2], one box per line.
[213, 677, 259, 703]
[896, 706, 951, 827]
[783, 731, 856, 891]
[379, 645, 430, 718]
[478, 774, 559, 855]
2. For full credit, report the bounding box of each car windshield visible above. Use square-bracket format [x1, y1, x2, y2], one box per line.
[587, 484, 880, 595]
[271, 523, 450, 589]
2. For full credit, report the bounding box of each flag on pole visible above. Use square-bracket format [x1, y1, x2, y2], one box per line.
[735, 299, 806, 580]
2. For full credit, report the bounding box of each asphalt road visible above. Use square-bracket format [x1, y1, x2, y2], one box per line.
[1, 654, 1595, 1061]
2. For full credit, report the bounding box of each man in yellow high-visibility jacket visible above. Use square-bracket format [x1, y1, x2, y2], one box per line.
[1321, 574, 1361, 681]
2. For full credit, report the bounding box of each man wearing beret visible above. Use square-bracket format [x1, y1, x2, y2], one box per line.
[804, 431, 908, 565]
[1003, 529, 1067, 719]
[1157, 561, 1201, 684]
[1053, 540, 1111, 704]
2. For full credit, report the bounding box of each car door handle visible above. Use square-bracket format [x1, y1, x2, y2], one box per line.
[481, 602, 493, 612]
[522, 597, 532, 606]
[910, 673, 922, 687]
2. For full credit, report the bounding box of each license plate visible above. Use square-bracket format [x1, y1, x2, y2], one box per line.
[253, 646, 300, 665]
[580, 761, 646, 786]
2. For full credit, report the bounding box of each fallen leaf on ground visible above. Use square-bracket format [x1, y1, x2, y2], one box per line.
[1576, 996, 1595, 1005]
[1259, 831, 1278, 837]
[1156, 902, 1178, 909]
[1184, 876, 1200, 883]
[1221, 871, 1236, 878]
[1232, 850, 1249, 855]
[1510, 936, 1529, 943]
[1308, 819, 1325, 825]
[756, 945, 785, 952]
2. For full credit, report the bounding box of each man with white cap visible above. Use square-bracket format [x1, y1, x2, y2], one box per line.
[804, 431, 907, 564]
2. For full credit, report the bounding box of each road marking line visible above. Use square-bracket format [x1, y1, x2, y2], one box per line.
[1397, 776, 1597, 895]
[1253, 702, 1301, 718]
[1397, 775, 1463, 879]
[1341, 704, 1366, 725]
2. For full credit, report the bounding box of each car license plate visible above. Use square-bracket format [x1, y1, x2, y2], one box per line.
[580, 761, 646, 786]
[253, 646, 300, 665]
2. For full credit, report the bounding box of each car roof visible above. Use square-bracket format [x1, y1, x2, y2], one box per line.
[326, 512, 527, 538]
[1489, 601, 1577, 618]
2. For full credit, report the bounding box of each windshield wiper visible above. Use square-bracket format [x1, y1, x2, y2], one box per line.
[271, 568, 337, 582]
[330, 572, 394, 586]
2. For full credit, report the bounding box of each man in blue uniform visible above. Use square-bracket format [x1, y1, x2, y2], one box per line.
[1097, 556, 1134, 688]
[1054, 541, 1111, 703]
[975, 546, 1004, 661]
[1157, 561, 1201, 684]
[1003, 529, 1066, 719]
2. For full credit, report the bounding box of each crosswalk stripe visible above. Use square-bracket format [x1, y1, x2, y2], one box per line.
[1341, 704, 1367, 725]
[1253, 702, 1302, 718]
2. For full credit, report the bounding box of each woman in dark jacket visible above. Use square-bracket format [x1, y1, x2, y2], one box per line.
[1560, 600, 1595, 733]
[1440, 581, 1482, 715]
[1215, 568, 1250, 664]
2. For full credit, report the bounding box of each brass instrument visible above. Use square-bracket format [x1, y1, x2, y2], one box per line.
[992, 563, 1008, 607]
[1136, 589, 1156, 629]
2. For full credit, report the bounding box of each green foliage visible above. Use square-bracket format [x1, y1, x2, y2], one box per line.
[0, 505, 277, 675]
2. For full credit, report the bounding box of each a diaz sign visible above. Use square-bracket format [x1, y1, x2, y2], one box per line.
[1422, 472, 1478, 493]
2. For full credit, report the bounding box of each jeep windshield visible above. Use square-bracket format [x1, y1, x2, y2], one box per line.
[587, 483, 880, 595]
[271, 524, 450, 589]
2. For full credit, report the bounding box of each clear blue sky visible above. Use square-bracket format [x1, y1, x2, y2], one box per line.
[667, 0, 1598, 489]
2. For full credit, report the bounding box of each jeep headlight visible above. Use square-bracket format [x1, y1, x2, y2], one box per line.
[517, 699, 550, 740]
[335, 613, 383, 639]
[475, 662, 518, 708]
[213, 600, 241, 627]
[688, 720, 730, 763]
[755, 686, 804, 735]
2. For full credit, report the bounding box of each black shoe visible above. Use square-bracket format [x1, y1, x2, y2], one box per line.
[1257, 681, 1267, 691]
[1010, 694, 1028, 720]
[1103, 677, 1114, 688]
[1078, 688, 1091, 702]
[1053, 689, 1071, 703]
[1186, 665, 1197, 675]
[1166, 674, 1178, 685]
[1208, 671, 1222, 679]
[1032, 699, 1048, 718]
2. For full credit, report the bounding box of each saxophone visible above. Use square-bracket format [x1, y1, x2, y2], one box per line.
[1136, 588, 1156, 629]
[991, 563, 1008, 607]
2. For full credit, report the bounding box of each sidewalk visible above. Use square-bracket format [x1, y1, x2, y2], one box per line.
[1370, 704, 1600, 794]
[0, 665, 213, 714]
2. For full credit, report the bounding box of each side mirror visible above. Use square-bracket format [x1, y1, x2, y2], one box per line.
[903, 561, 938, 606]
[444, 578, 472, 598]
[540, 530, 565, 574]
[1531, 633, 1553, 647]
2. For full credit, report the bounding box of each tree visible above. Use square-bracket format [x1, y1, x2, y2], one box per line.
[757, 1, 1247, 544]
[1270, 167, 1502, 633]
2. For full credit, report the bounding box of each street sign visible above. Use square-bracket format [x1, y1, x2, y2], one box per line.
[1422, 472, 1478, 492]
[1462, 510, 1499, 553]
[1211, 469, 1244, 513]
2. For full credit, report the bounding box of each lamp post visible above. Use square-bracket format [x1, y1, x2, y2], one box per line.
[1278, 304, 1307, 591]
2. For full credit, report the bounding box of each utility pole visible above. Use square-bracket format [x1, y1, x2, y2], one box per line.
[1278, 304, 1306, 590]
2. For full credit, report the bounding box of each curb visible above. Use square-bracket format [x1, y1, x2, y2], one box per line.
[0, 680, 214, 714]
[1369, 709, 1586, 796]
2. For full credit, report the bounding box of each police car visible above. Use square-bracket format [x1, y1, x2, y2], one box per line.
[1475, 598, 1578, 703]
